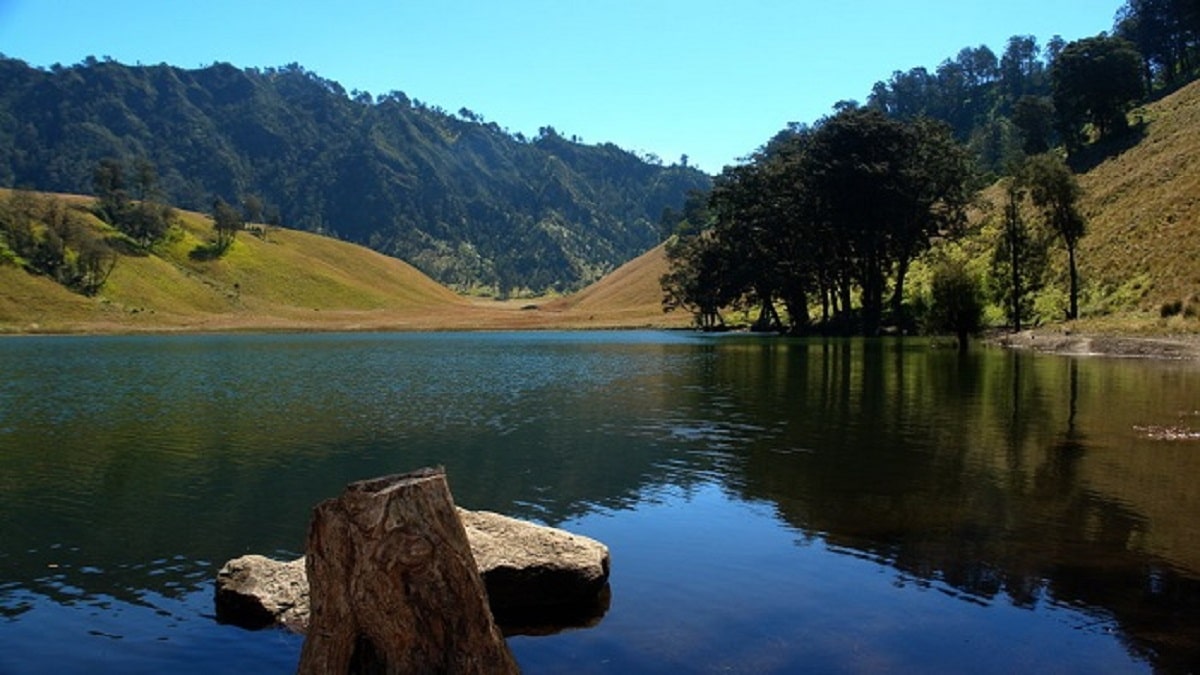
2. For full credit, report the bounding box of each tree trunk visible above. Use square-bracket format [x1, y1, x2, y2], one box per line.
[1067, 242, 1079, 320]
[297, 468, 519, 675]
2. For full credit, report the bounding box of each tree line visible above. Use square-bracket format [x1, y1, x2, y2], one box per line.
[0, 57, 708, 295]
[661, 10, 1163, 339]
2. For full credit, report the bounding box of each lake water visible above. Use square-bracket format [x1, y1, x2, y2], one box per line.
[2, 331, 1199, 673]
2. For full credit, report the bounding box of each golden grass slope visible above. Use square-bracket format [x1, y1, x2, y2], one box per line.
[8, 79, 1198, 335]
[1077, 80, 1200, 318]
[0, 198, 689, 333]
[0, 202, 471, 333]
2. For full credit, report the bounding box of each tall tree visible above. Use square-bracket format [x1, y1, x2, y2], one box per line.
[989, 176, 1047, 330]
[1023, 153, 1087, 320]
[1051, 35, 1145, 148]
[804, 109, 972, 334]
[92, 158, 130, 225]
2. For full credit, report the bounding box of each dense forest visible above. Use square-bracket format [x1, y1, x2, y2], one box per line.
[0, 57, 709, 294]
[662, 0, 1199, 336]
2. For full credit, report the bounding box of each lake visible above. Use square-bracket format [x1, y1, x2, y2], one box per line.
[1, 331, 1199, 673]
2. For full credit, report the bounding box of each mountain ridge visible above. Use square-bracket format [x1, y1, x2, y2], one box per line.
[0, 56, 709, 293]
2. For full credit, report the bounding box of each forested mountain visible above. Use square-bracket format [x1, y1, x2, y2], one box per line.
[0, 56, 709, 293]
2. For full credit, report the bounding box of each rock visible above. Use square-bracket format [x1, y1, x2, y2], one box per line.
[214, 555, 309, 632]
[459, 508, 609, 609]
[214, 507, 610, 635]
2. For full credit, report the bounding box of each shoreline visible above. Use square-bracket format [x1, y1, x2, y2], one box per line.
[986, 327, 1200, 360]
[6, 312, 1200, 361]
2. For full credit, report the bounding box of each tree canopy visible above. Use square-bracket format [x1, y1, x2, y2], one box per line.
[0, 57, 709, 294]
[1051, 35, 1145, 147]
[662, 109, 974, 336]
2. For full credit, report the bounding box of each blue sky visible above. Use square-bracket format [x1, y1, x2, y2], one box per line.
[1, 1, 1122, 173]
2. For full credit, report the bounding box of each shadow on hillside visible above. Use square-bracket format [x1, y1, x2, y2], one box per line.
[1067, 121, 1148, 174]
[189, 241, 229, 261]
[105, 236, 150, 257]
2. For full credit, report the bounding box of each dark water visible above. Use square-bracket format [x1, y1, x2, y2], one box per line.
[2, 331, 1199, 673]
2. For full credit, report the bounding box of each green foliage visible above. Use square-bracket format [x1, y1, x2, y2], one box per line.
[1115, 0, 1200, 89]
[1052, 35, 1145, 148]
[0, 57, 709, 293]
[988, 177, 1049, 330]
[211, 196, 243, 253]
[661, 111, 975, 336]
[1021, 153, 1087, 319]
[926, 260, 985, 350]
[91, 157, 174, 247]
[0, 190, 117, 294]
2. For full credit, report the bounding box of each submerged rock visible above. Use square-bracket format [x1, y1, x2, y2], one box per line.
[214, 507, 610, 635]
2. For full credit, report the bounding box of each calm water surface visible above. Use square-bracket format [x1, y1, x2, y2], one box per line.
[2, 331, 1199, 673]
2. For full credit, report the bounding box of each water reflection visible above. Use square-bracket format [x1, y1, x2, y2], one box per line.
[709, 338, 1200, 672]
[2, 333, 1199, 672]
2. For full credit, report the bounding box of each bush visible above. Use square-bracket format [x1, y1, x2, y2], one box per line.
[927, 260, 984, 351]
[1161, 299, 1184, 318]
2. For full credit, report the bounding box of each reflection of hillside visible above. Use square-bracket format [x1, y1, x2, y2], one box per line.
[708, 339, 1200, 672]
[0, 334, 713, 605]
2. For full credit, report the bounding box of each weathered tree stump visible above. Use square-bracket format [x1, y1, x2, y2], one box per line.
[296, 468, 519, 674]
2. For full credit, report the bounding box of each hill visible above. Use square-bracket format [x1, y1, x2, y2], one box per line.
[0, 192, 690, 333]
[1074, 80, 1200, 320]
[953, 79, 1200, 331]
[0, 57, 710, 294]
[595, 80, 1200, 334]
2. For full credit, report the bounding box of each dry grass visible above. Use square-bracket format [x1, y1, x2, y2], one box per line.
[0, 199, 689, 334]
[7, 80, 1200, 337]
[1076, 81, 1200, 325]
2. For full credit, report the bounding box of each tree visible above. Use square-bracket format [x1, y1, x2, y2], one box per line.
[1051, 35, 1145, 148]
[1115, 0, 1200, 89]
[928, 260, 985, 352]
[1011, 95, 1056, 155]
[212, 197, 243, 253]
[660, 231, 734, 330]
[92, 158, 130, 225]
[989, 177, 1047, 330]
[92, 158, 173, 247]
[803, 109, 972, 334]
[241, 193, 264, 223]
[1023, 153, 1087, 320]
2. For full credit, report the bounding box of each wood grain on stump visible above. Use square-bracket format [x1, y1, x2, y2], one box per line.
[296, 468, 519, 674]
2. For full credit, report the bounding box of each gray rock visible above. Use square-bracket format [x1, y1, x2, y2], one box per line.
[214, 555, 309, 632]
[214, 508, 610, 634]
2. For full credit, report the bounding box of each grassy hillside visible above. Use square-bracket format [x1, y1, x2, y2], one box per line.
[1075, 81, 1200, 322]
[0, 57, 710, 293]
[0, 194, 690, 333]
[0, 197, 475, 333]
[5, 79, 1198, 336]
[890, 80, 1200, 335]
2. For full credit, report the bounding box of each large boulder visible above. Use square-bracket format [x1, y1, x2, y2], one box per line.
[215, 507, 610, 635]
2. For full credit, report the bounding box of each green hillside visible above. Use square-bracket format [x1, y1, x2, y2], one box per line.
[0, 191, 695, 333]
[0, 57, 709, 294]
[0, 194, 470, 333]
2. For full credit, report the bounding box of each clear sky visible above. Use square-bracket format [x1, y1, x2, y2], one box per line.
[0, 0, 1123, 173]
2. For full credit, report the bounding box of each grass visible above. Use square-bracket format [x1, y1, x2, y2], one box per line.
[0, 196, 691, 333]
[5, 81, 1200, 336]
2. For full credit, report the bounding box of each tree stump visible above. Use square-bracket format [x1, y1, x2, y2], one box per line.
[296, 468, 519, 674]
